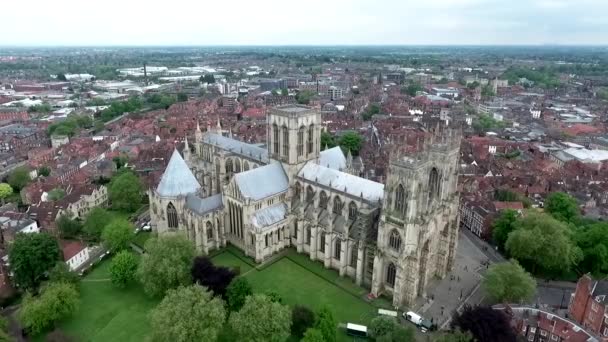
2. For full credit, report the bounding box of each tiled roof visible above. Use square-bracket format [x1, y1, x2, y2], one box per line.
[186, 193, 223, 215]
[234, 162, 288, 201]
[319, 146, 346, 171]
[252, 203, 287, 230]
[156, 149, 201, 197]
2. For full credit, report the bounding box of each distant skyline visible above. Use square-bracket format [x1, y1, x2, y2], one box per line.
[3, 0, 607, 46]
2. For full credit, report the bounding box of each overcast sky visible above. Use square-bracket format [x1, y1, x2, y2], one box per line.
[3, 0, 607, 46]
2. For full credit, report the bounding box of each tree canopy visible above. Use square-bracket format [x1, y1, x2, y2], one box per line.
[149, 285, 226, 342]
[291, 305, 315, 338]
[109, 171, 143, 212]
[109, 251, 138, 288]
[295, 90, 316, 105]
[451, 305, 516, 342]
[38, 166, 51, 177]
[315, 306, 336, 342]
[56, 215, 83, 239]
[369, 316, 415, 342]
[48, 261, 80, 287]
[83, 208, 113, 240]
[338, 131, 363, 156]
[229, 294, 292, 342]
[8, 166, 31, 191]
[320, 132, 336, 150]
[483, 260, 536, 304]
[0, 183, 13, 203]
[191, 256, 236, 298]
[101, 219, 134, 252]
[227, 277, 253, 312]
[301, 328, 325, 342]
[492, 209, 518, 253]
[575, 222, 608, 276]
[402, 82, 422, 96]
[506, 211, 582, 275]
[19, 282, 79, 335]
[545, 192, 579, 223]
[9, 233, 61, 289]
[47, 188, 66, 201]
[138, 234, 195, 297]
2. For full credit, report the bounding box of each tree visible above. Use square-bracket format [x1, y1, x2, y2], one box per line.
[271, 89, 279, 96]
[315, 306, 336, 342]
[149, 284, 226, 342]
[362, 103, 381, 120]
[109, 251, 138, 288]
[0, 183, 12, 204]
[296, 90, 316, 105]
[545, 192, 579, 223]
[229, 294, 291, 342]
[177, 92, 188, 102]
[301, 328, 325, 342]
[38, 166, 51, 177]
[48, 262, 79, 286]
[321, 131, 336, 150]
[483, 260, 536, 304]
[200, 74, 215, 84]
[492, 209, 518, 252]
[265, 290, 282, 303]
[56, 73, 67, 81]
[109, 171, 143, 212]
[8, 166, 30, 191]
[191, 256, 236, 298]
[9, 232, 61, 289]
[451, 305, 516, 342]
[369, 316, 415, 342]
[575, 222, 608, 275]
[291, 305, 315, 338]
[138, 235, 195, 297]
[434, 330, 473, 342]
[281, 88, 288, 96]
[506, 211, 582, 275]
[402, 82, 422, 96]
[112, 154, 128, 169]
[227, 277, 253, 311]
[481, 84, 495, 97]
[48, 188, 66, 201]
[83, 208, 112, 240]
[339, 131, 363, 156]
[101, 219, 134, 252]
[19, 282, 79, 335]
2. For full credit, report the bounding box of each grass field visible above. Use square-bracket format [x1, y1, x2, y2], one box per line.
[132, 231, 153, 248]
[53, 258, 158, 342]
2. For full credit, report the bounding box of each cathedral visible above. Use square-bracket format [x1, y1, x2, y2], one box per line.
[149, 104, 461, 307]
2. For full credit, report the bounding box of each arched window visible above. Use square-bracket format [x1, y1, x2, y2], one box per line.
[234, 159, 241, 173]
[167, 203, 178, 229]
[243, 161, 250, 171]
[307, 124, 314, 155]
[306, 227, 311, 245]
[348, 202, 358, 220]
[386, 263, 396, 287]
[429, 167, 440, 204]
[282, 125, 289, 157]
[395, 184, 407, 215]
[334, 239, 341, 260]
[297, 126, 305, 156]
[319, 191, 328, 209]
[306, 186, 315, 203]
[206, 221, 213, 240]
[273, 123, 279, 154]
[320, 233, 326, 253]
[389, 230, 401, 251]
[294, 182, 302, 204]
[265, 234, 269, 247]
[225, 159, 233, 173]
[333, 196, 343, 215]
[350, 242, 358, 267]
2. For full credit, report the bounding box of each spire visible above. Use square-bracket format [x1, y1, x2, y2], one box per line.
[346, 149, 353, 166]
[196, 120, 201, 132]
[216, 116, 221, 132]
[184, 135, 189, 150]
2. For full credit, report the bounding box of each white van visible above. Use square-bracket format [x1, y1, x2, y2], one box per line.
[404, 311, 431, 332]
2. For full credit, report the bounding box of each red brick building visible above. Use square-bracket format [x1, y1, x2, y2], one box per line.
[569, 274, 608, 339]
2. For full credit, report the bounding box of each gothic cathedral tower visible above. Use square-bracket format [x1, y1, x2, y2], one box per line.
[371, 126, 461, 308]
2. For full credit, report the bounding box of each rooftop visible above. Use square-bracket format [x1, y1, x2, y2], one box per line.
[156, 149, 201, 197]
[235, 162, 289, 201]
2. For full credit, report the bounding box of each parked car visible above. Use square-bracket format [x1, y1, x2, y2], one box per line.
[404, 311, 432, 332]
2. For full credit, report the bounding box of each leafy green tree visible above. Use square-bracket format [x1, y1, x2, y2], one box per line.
[83, 208, 112, 240]
[48, 262, 79, 286]
[56, 73, 67, 81]
[47, 188, 66, 201]
[200, 74, 215, 84]
[483, 260, 536, 304]
[9, 233, 61, 289]
[434, 330, 473, 342]
[229, 294, 291, 342]
[19, 282, 79, 335]
[0, 183, 13, 204]
[56, 215, 82, 239]
[38, 166, 51, 177]
[227, 277, 253, 311]
[150, 285, 226, 342]
[321, 131, 336, 150]
[492, 209, 518, 252]
[575, 222, 608, 275]
[109, 251, 138, 288]
[0, 317, 11, 342]
[112, 154, 128, 169]
[296, 90, 316, 105]
[369, 316, 415, 341]
[545, 192, 579, 223]
[177, 92, 188, 102]
[291, 305, 315, 338]
[137, 235, 195, 297]
[109, 171, 143, 212]
[271, 89, 279, 96]
[402, 82, 422, 96]
[101, 219, 134, 252]
[506, 211, 582, 275]
[301, 328, 325, 342]
[339, 131, 363, 156]
[362, 103, 381, 120]
[315, 306, 336, 342]
[265, 290, 282, 303]
[481, 85, 495, 97]
[8, 166, 30, 191]
[281, 88, 288, 96]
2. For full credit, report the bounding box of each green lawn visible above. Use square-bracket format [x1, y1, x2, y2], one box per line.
[132, 231, 153, 248]
[54, 258, 158, 342]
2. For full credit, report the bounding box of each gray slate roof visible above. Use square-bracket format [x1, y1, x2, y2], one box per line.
[235, 162, 288, 201]
[319, 146, 346, 170]
[298, 162, 384, 202]
[252, 203, 287, 230]
[156, 149, 201, 197]
[202, 132, 269, 163]
[186, 193, 223, 215]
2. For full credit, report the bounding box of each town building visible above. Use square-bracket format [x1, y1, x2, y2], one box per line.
[569, 274, 608, 339]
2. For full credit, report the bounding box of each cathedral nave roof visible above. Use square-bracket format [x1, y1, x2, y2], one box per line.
[251, 203, 288, 230]
[186, 193, 223, 215]
[202, 132, 269, 163]
[298, 163, 384, 202]
[234, 162, 289, 201]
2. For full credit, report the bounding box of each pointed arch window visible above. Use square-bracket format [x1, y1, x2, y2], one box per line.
[167, 203, 178, 229]
[334, 239, 342, 260]
[307, 124, 314, 155]
[350, 242, 358, 267]
[395, 184, 407, 215]
[348, 202, 358, 220]
[206, 221, 213, 240]
[387, 263, 396, 287]
[234, 159, 241, 173]
[225, 159, 233, 173]
[389, 229, 401, 251]
[273, 123, 279, 154]
[319, 191, 328, 209]
[282, 125, 289, 157]
[429, 167, 440, 204]
[320, 232, 326, 253]
[306, 227, 312, 245]
[243, 161, 250, 171]
[333, 196, 343, 215]
[306, 186, 315, 203]
[297, 126, 305, 156]
[294, 182, 302, 205]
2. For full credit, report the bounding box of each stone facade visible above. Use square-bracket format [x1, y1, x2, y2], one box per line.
[149, 104, 461, 307]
